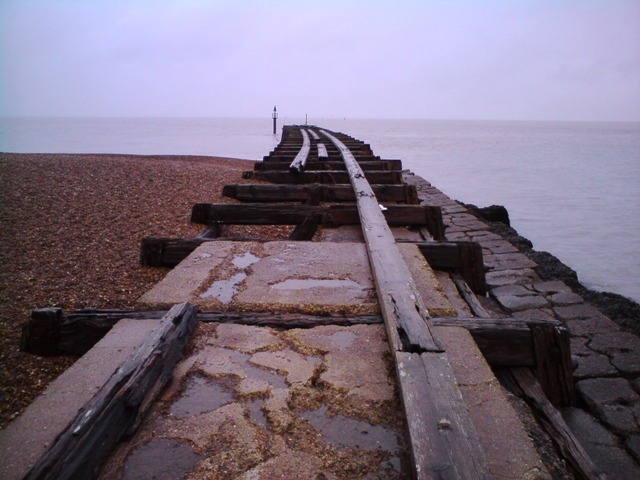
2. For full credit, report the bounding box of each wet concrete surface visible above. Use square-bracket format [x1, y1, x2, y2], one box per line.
[99, 323, 409, 479]
[120, 439, 203, 480]
[138, 240, 456, 317]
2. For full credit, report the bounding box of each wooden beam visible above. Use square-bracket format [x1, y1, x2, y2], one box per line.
[140, 235, 288, 267]
[24, 303, 198, 480]
[190, 203, 435, 227]
[247, 170, 404, 185]
[289, 128, 311, 173]
[270, 142, 372, 154]
[254, 160, 402, 171]
[321, 129, 439, 351]
[396, 351, 492, 479]
[23, 307, 561, 368]
[222, 183, 419, 204]
[322, 129, 491, 478]
[288, 213, 322, 240]
[412, 242, 486, 294]
[500, 368, 606, 480]
[20, 308, 62, 356]
[140, 237, 209, 267]
[317, 143, 328, 158]
[531, 324, 576, 406]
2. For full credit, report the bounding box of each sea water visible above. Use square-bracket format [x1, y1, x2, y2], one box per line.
[1, 116, 638, 303]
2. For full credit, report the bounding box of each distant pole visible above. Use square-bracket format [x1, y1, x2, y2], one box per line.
[305, 114, 308, 125]
[272, 106, 278, 135]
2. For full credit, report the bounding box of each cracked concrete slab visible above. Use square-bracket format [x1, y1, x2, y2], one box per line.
[137, 240, 454, 316]
[99, 322, 411, 479]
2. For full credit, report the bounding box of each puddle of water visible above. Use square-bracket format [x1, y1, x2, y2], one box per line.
[120, 439, 202, 480]
[301, 405, 401, 466]
[197, 347, 288, 391]
[223, 348, 288, 390]
[330, 330, 357, 350]
[199, 272, 246, 303]
[246, 398, 268, 429]
[232, 252, 259, 269]
[170, 375, 234, 418]
[271, 278, 365, 291]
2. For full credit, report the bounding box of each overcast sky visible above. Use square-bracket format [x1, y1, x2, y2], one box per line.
[1, 0, 639, 121]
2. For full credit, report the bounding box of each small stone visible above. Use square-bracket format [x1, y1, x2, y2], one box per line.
[491, 284, 532, 297]
[573, 353, 618, 379]
[576, 378, 639, 409]
[565, 317, 620, 336]
[626, 434, 640, 463]
[237, 377, 271, 396]
[554, 303, 602, 320]
[250, 348, 317, 385]
[550, 292, 584, 306]
[589, 332, 640, 355]
[598, 403, 639, 435]
[611, 352, 640, 376]
[207, 323, 280, 353]
[485, 268, 539, 287]
[479, 240, 518, 254]
[562, 407, 640, 480]
[485, 252, 537, 270]
[570, 337, 591, 356]
[533, 280, 571, 294]
[512, 309, 556, 322]
[493, 294, 549, 312]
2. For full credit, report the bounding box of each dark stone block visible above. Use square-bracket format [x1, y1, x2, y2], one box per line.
[562, 407, 640, 480]
[565, 317, 620, 337]
[576, 378, 639, 408]
[573, 353, 618, 379]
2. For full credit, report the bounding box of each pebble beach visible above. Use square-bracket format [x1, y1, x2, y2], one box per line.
[0, 153, 268, 428]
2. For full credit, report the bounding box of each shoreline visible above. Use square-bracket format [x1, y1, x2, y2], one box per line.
[464, 203, 640, 337]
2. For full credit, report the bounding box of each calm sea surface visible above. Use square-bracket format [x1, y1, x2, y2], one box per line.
[2, 117, 639, 303]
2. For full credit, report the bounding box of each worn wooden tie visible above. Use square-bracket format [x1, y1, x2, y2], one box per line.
[24, 303, 198, 480]
[322, 129, 492, 479]
[288, 128, 311, 174]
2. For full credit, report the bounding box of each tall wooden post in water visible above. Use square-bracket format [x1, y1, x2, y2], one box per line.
[272, 106, 278, 134]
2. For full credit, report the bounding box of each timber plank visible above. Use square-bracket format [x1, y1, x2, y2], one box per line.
[222, 183, 419, 204]
[414, 242, 486, 294]
[255, 160, 402, 171]
[321, 129, 439, 352]
[288, 213, 322, 240]
[322, 129, 492, 478]
[190, 203, 434, 227]
[504, 368, 605, 480]
[531, 325, 576, 406]
[24, 303, 198, 480]
[26, 307, 558, 368]
[289, 128, 311, 173]
[396, 352, 492, 479]
[250, 170, 403, 184]
[317, 143, 328, 158]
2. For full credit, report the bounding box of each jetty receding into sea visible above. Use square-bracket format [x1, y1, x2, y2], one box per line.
[3, 125, 639, 479]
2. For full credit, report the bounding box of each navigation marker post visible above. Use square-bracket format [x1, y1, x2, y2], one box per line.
[272, 106, 278, 135]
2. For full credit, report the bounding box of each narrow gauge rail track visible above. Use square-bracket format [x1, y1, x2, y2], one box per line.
[16, 125, 603, 480]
